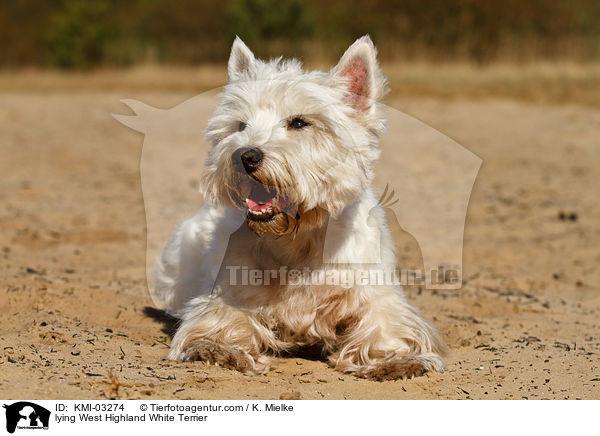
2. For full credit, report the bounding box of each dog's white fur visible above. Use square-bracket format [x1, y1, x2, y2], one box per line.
[154, 36, 447, 380]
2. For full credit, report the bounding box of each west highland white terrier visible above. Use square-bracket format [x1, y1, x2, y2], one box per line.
[153, 36, 447, 380]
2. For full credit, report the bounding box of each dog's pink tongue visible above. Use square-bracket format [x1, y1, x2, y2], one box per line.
[247, 198, 273, 211]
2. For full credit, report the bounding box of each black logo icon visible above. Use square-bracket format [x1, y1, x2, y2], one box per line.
[3, 402, 50, 434]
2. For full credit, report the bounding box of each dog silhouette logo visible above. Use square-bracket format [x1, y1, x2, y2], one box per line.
[3, 402, 50, 433]
[115, 92, 481, 306]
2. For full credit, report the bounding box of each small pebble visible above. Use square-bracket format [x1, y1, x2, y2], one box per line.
[280, 391, 301, 400]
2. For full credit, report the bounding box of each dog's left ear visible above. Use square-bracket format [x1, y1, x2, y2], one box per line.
[228, 36, 256, 82]
[332, 35, 387, 114]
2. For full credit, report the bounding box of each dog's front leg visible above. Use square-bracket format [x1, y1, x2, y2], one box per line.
[328, 288, 448, 381]
[330, 348, 446, 381]
[167, 297, 273, 375]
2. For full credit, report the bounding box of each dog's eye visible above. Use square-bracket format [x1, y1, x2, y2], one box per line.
[238, 121, 247, 132]
[287, 118, 309, 130]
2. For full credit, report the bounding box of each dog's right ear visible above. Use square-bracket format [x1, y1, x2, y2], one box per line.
[228, 36, 255, 82]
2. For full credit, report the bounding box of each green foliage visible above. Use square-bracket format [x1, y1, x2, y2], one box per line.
[46, 0, 113, 69]
[227, 0, 313, 42]
[226, 0, 314, 58]
[1, 0, 600, 69]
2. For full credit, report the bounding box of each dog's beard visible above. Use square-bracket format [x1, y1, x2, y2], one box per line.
[244, 180, 298, 237]
[245, 186, 299, 236]
[221, 169, 297, 237]
[245, 188, 329, 238]
[246, 199, 329, 238]
[219, 168, 331, 237]
[202, 154, 333, 237]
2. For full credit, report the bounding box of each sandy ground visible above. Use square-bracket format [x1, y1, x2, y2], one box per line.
[1, 73, 599, 399]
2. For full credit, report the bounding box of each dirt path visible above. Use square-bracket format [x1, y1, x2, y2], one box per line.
[1, 90, 599, 399]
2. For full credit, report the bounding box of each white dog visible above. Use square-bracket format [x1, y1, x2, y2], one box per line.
[153, 36, 447, 380]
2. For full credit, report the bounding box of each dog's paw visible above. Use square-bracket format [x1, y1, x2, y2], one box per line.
[354, 352, 446, 381]
[169, 339, 270, 375]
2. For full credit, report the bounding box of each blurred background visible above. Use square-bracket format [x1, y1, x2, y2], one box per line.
[3, 0, 600, 67]
[2, 0, 600, 103]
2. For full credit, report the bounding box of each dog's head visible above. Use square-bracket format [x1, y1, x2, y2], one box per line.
[201, 36, 388, 236]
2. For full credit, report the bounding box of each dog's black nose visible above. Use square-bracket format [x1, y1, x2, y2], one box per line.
[234, 147, 263, 173]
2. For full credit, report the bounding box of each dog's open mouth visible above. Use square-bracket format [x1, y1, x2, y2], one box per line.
[245, 184, 288, 221]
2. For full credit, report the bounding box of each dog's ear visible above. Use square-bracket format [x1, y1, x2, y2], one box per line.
[332, 35, 387, 114]
[228, 36, 256, 81]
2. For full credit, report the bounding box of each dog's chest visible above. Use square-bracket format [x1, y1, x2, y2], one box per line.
[261, 285, 367, 346]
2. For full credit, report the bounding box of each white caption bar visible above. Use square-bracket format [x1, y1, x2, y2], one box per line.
[0, 400, 595, 435]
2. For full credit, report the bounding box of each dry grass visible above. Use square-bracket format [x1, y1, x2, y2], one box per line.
[1, 62, 600, 106]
